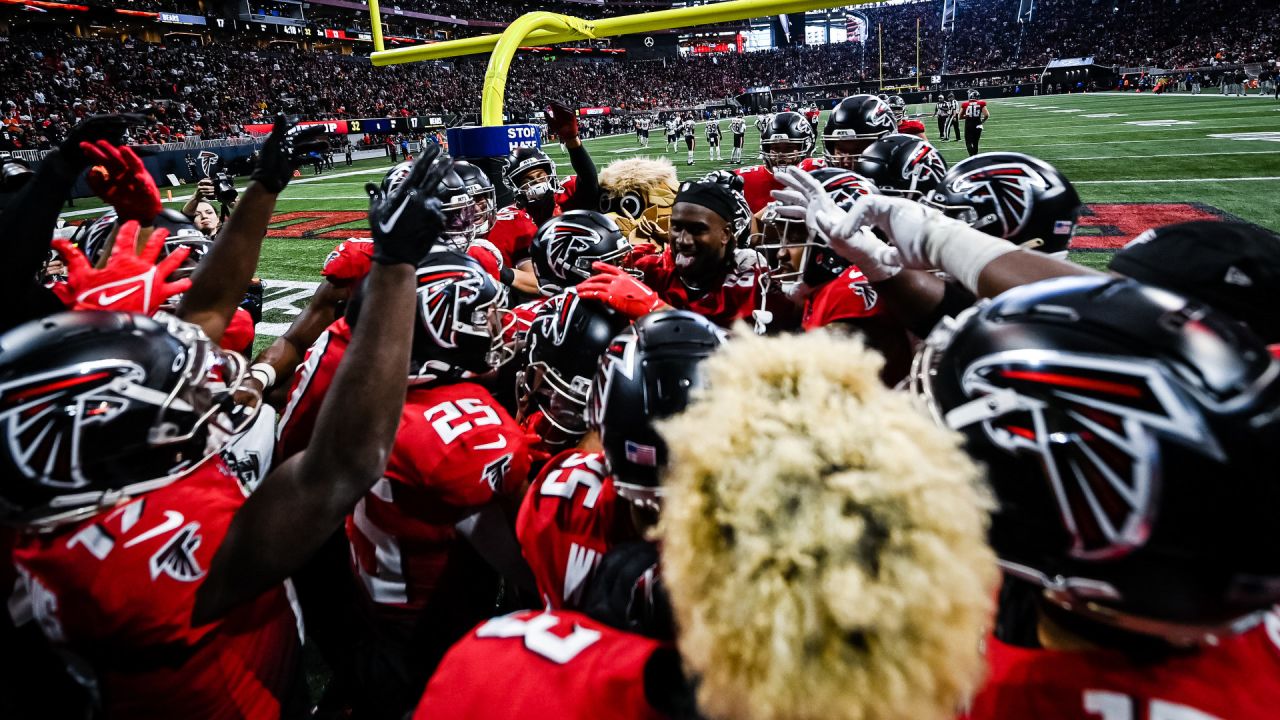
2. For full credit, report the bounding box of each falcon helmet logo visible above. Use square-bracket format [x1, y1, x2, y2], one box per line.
[546, 221, 601, 279]
[950, 163, 1054, 239]
[821, 174, 877, 205]
[0, 361, 145, 490]
[905, 143, 948, 186]
[586, 330, 639, 432]
[416, 265, 487, 349]
[869, 102, 896, 130]
[530, 292, 580, 347]
[947, 350, 1222, 560]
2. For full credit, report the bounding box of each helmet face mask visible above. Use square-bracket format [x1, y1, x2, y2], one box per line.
[758, 169, 877, 288]
[410, 252, 516, 381]
[504, 149, 562, 209]
[759, 112, 815, 171]
[822, 95, 898, 168]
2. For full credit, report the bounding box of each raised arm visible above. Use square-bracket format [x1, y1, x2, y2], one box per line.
[193, 145, 451, 625]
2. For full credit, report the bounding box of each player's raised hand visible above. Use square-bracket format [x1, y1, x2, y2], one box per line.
[82, 140, 162, 224]
[252, 115, 330, 193]
[56, 113, 150, 172]
[365, 143, 449, 266]
[51, 221, 191, 314]
[770, 166, 848, 241]
[544, 100, 579, 141]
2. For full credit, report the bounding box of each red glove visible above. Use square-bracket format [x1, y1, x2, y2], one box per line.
[81, 140, 162, 224]
[51, 220, 192, 315]
[574, 262, 667, 320]
[544, 100, 579, 141]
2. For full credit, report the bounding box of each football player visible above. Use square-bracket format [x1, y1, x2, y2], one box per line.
[3, 121, 442, 719]
[757, 167, 914, 382]
[487, 101, 599, 269]
[665, 116, 678, 152]
[960, 89, 990, 156]
[624, 181, 777, 328]
[821, 94, 898, 171]
[734, 110, 823, 213]
[513, 294, 638, 610]
[705, 118, 722, 162]
[253, 159, 510, 411]
[887, 94, 907, 121]
[770, 154, 1083, 338]
[681, 114, 697, 166]
[910, 276, 1280, 720]
[729, 113, 747, 164]
[341, 248, 532, 717]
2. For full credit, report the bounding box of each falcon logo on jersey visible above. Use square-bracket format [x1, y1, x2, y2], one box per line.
[149, 522, 206, 582]
[0, 362, 145, 489]
[481, 453, 513, 492]
[850, 279, 878, 310]
[950, 163, 1054, 240]
[416, 265, 486, 349]
[950, 350, 1222, 561]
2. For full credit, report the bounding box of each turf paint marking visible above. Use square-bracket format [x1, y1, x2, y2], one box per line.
[1082, 113, 1126, 118]
[1123, 120, 1197, 126]
[1207, 132, 1280, 143]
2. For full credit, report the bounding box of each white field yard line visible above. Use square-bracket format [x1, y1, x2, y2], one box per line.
[1054, 150, 1280, 160]
[994, 102, 1273, 118]
[978, 118, 1277, 137]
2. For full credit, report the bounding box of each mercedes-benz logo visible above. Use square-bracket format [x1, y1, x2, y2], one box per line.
[643, 36, 654, 47]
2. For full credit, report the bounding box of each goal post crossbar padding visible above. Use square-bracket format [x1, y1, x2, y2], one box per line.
[367, 0, 868, 126]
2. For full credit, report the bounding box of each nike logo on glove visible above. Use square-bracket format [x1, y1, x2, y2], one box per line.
[377, 192, 415, 235]
[94, 285, 141, 306]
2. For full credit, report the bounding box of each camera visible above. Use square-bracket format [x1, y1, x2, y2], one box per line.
[0, 153, 33, 193]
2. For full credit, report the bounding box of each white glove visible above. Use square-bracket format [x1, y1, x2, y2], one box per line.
[829, 227, 903, 283]
[769, 165, 848, 242]
[839, 195, 1018, 292]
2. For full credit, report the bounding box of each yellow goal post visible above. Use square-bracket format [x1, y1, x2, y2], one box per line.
[366, 0, 872, 126]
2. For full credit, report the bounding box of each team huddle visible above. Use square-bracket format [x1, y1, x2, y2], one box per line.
[2, 91, 1279, 720]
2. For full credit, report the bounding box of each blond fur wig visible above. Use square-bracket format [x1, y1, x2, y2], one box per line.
[599, 156, 679, 246]
[657, 330, 998, 720]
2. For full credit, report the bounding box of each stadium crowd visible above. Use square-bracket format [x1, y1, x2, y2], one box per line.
[3, 0, 1276, 149]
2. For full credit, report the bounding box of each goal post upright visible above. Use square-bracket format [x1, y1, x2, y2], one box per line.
[366, 0, 868, 126]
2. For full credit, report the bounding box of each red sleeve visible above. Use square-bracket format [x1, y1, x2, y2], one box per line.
[802, 267, 882, 330]
[219, 308, 255, 353]
[321, 239, 374, 285]
[555, 175, 578, 207]
[466, 240, 504, 280]
[489, 207, 536, 266]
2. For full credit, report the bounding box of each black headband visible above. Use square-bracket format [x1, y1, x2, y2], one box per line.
[675, 181, 737, 223]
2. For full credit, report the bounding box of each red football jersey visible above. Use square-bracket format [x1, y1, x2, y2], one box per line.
[734, 157, 826, 214]
[467, 237, 505, 281]
[963, 616, 1280, 720]
[898, 118, 927, 137]
[487, 176, 579, 265]
[346, 382, 531, 612]
[321, 238, 374, 286]
[802, 266, 881, 331]
[276, 316, 350, 462]
[10, 460, 302, 720]
[634, 247, 764, 328]
[509, 296, 547, 345]
[961, 99, 988, 121]
[220, 307, 256, 353]
[516, 450, 636, 610]
[413, 610, 670, 720]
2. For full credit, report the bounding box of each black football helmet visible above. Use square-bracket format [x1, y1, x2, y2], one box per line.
[887, 95, 907, 120]
[759, 111, 815, 171]
[0, 311, 258, 529]
[967, 89, 981, 100]
[434, 164, 480, 251]
[452, 160, 498, 237]
[822, 95, 899, 169]
[529, 210, 633, 296]
[759, 168, 880, 288]
[381, 160, 414, 195]
[76, 209, 211, 279]
[408, 249, 516, 381]
[503, 147, 562, 208]
[910, 276, 1280, 645]
[517, 292, 630, 443]
[854, 133, 949, 201]
[923, 152, 1081, 254]
[586, 310, 725, 510]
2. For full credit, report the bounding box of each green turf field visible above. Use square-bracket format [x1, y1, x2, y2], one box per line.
[56, 91, 1280, 350]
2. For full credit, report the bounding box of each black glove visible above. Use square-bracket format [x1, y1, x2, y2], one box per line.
[700, 168, 745, 193]
[54, 113, 149, 174]
[544, 100, 579, 140]
[251, 115, 329, 193]
[366, 143, 450, 266]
